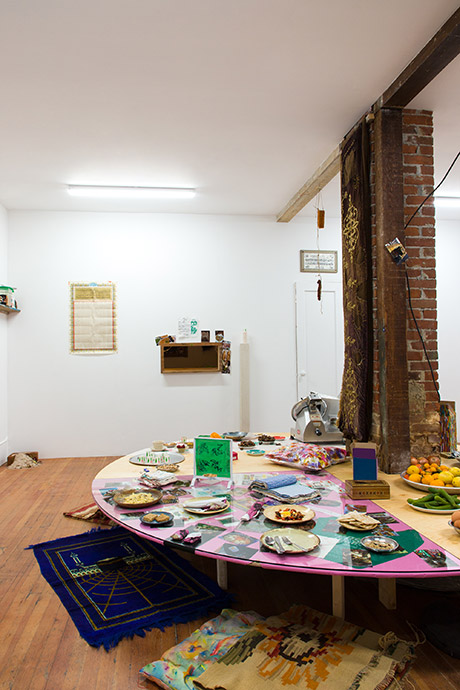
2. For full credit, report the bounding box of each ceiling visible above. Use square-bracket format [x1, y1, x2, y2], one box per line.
[0, 0, 459, 218]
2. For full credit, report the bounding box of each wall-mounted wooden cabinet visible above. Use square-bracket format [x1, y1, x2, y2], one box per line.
[161, 342, 222, 373]
[0, 304, 20, 315]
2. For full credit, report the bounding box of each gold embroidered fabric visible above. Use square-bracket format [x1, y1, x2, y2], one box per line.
[338, 121, 373, 440]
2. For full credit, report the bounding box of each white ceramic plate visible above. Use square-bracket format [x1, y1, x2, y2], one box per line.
[400, 472, 460, 494]
[263, 504, 315, 524]
[129, 452, 184, 466]
[407, 503, 456, 515]
[261, 528, 320, 554]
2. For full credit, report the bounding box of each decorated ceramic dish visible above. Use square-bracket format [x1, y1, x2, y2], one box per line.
[400, 472, 460, 495]
[263, 504, 315, 524]
[141, 511, 174, 526]
[261, 528, 320, 554]
[223, 432, 247, 440]
[129, 451, 184, 467]
[112, 488, 163, 509]
[246, 449, 265, 456]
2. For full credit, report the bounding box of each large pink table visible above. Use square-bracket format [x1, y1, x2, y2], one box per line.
[92, 449, 460, 618]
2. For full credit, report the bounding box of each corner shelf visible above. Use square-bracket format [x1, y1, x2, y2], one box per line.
[0, 304, 20, 315]
[161, 342, 222, 373]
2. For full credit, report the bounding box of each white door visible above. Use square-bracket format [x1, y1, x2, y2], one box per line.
[295, 278, 344, 401]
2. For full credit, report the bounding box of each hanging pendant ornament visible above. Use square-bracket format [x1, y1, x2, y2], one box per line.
[317, 208, 325, 229]
[317, 278, 322, 301]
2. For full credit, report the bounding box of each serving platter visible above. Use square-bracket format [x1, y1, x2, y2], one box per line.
[263, 504, 315, 524]
[129, 452, 184, 467]
[407, 503, 456, 515]
[360, 536, 399, 553]
[112, 488, 163, 509]
[182, 497, 229, 515]
[261, 528, 320, 554]
[400, 472, 460, 495]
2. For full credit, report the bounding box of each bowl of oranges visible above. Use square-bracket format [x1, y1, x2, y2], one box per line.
[401, 456, 460, 494]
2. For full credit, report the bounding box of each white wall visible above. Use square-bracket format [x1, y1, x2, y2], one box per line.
[437, 218, 460, 435]
[7, 211, 342, 458]
[0, 205, 8, 463]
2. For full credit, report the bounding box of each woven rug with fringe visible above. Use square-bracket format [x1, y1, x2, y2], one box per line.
[141, 605, 418, 690]
[28, 526, 232, 650]
[193, 604, 417, 690]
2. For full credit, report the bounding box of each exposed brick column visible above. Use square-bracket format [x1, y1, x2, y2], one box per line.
[370, 108, 440, 458]
[402, 109, 440, 456]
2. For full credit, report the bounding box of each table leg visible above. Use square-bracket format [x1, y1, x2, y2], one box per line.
[332, 575, 345, 618]
[216, 559, 228, 590]
[378, 578, 397, 609]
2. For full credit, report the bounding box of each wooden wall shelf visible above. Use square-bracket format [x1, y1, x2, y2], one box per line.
[161, 342, 222, 373]
[0, 304, 20, 315]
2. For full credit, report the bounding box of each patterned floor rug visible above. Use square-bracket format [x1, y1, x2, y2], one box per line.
[141, 605, 417, 690]
[28, 526, 231, 650]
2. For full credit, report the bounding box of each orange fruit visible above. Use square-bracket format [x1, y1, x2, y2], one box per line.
[409, 473, 421, 483]
[421, 475, 432, 485]
[407, 465, 420, 475]
[430, 479, 445, 486]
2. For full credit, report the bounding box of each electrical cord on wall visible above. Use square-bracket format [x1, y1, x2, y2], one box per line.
[403, 150, 460, 403]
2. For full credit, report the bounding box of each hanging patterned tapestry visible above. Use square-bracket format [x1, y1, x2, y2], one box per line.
[338, 120, 373, 441]
[70, 282, 117, 354]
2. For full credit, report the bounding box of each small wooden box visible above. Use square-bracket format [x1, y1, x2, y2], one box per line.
[345, 479, 390, 500]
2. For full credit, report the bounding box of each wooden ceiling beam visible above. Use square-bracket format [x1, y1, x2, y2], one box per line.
[276, 146, 340, 223]
[277, 7, 460, 222]
[376, 7, 460, 109]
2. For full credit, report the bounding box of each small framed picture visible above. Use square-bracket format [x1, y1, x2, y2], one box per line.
[300, 250, 338, 273]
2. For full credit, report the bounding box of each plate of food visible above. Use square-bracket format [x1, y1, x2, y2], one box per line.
[141, 511, 174, 526]
[129, 451, 184, 467]
[182, 497, 230, 515]
[263, 504, 315, 524]
[223, 431, 247, 440]
[337, 511, 380, 531]
[407, 503, 457, 515]
[261, 528, 320, 554]
[400, 471, 460, 494]
[246, 449, 265, 456]
[360, 536, 399, 553]
[112, 488, 163, 509]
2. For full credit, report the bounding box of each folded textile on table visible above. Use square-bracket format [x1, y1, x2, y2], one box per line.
[250, 474, 298, 490]
[249, 475, 320, 503]
[141, 604, 417, 690]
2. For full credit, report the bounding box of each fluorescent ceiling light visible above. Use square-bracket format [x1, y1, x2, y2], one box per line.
[67, 185, 196, 199]
[433, 196, 460, 208]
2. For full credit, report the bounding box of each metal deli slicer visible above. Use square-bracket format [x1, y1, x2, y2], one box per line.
[291, 392, 344, 443]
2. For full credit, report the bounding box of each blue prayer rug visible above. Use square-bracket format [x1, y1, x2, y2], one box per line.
[28, 527, 231, 650]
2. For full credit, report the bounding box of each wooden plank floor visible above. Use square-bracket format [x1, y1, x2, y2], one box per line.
[1, 457, 459, 689]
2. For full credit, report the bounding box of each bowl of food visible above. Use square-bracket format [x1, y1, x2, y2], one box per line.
[112, 488, 163, 509]
[449, 510, 460, 534]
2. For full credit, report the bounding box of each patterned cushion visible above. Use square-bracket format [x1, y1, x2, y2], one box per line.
[265, 443, 347, 471]
[139, 609, 265, 689]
